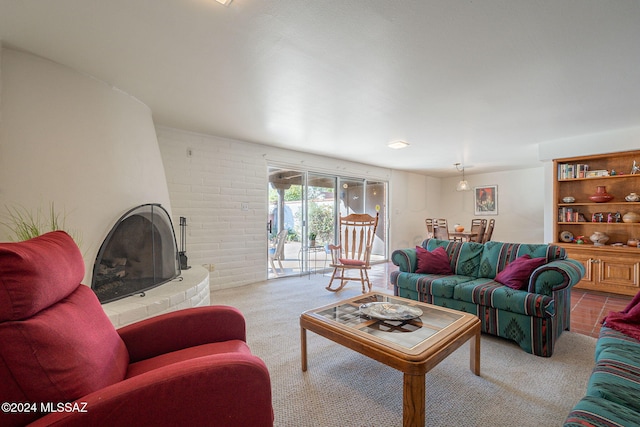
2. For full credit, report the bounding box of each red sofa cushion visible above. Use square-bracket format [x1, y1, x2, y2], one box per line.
[415, 246, 454, 275]
[495, 254, 547, 290]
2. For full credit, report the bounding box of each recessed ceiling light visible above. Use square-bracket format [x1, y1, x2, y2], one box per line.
[215, 0, 232, 5]
[388, 140, 409, 149]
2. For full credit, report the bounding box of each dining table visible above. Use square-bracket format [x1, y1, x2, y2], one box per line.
[448, 230, 478, 242]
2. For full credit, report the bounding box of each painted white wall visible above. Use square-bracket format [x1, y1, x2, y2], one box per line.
[439, 167, 546, 244]
[0, 48, 171, 284]
[389, 170, 441, 249]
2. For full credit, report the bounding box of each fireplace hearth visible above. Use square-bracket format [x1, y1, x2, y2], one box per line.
[91, 204, 180, 303]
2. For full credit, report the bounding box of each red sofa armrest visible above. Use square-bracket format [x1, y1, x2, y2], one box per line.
[27, 352, 273, 427]
[118, 306, 247, 362]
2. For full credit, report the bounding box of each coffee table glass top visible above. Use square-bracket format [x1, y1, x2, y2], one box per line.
[310, 293, 464, 350]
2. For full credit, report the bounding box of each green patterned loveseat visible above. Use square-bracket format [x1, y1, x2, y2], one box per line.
[391, 238, 584, 357]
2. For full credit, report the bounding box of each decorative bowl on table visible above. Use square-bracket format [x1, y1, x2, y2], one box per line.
[359, 302, 423, 321]
[455, 226, 465, 232]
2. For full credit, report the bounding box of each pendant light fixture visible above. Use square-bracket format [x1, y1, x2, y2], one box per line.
[455, 163, 471, 191]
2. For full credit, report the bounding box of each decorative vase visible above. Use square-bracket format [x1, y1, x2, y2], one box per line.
[623, 212, 640, 223]
[589, 186, 614, 203]
[625, 192, 640, 202]
[590, 231, 609, 246]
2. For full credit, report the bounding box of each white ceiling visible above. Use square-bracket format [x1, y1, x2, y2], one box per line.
[1, 0, 639, 177]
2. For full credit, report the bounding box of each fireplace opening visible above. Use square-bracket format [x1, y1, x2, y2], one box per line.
[91, 204, 180, 304]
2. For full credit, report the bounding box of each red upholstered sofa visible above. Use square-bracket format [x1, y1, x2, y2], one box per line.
[0, 231, 273, 427]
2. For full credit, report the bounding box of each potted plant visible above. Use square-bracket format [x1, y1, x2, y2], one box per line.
[1, 203, 81, 244]
[309, 232, 317, 247]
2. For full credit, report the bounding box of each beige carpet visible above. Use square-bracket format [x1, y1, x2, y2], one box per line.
[211, 274, 596, 427]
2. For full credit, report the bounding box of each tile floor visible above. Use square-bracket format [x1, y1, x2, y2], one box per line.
[367, 262, 633, 339]
[570, 289, 632, 338]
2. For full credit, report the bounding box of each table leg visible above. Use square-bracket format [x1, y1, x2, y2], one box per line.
[402, 373, 425, 427]
[301, 326, 308, 372]
[470, 329, 481, 376]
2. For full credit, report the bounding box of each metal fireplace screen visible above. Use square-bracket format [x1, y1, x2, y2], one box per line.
[91, 204, 180, 304]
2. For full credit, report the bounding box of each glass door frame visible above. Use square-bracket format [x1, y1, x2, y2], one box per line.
[268, 164, 388, 278]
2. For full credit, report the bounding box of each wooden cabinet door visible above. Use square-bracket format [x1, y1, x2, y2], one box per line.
[570, 252, 596, 288]
[563, 246, 640, 295]
[597, 256, 640, 291]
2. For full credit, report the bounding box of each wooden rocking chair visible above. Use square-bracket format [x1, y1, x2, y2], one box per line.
[326, 212, 379, 293]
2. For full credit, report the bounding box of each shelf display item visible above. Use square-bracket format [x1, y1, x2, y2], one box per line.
[590, 231, 610, 246]
[625, 192, 640, 202]
[623, 212, 640, 223]
[559, 230, 574, 243]
[589, 186, 614, 203]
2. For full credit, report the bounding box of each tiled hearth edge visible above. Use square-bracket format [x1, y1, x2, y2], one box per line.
[102, 265, 210, 328]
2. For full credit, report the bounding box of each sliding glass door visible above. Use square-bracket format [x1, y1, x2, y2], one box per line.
[268, 166, 387, 278]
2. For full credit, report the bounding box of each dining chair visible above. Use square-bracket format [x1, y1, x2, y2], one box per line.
[469, 219, 487, 243]
[425, 218, 435, 238]
[482, 218, 495, 243]
[434, 218, 448, 229]
[326, 212, 379, 293]
[433, 225, 450, 240]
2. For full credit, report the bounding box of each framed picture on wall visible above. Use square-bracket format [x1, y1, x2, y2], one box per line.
[474, 185, 498, 215]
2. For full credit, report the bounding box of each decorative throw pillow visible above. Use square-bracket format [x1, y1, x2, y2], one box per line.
[495, 254, 546, 290]
[415, 246, 453, 275]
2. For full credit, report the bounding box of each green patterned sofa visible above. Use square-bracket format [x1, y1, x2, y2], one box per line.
[564, 326, 640, 426]
[391, 238, 585, 357]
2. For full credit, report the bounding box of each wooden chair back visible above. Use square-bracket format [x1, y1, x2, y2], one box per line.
[425, 218, 434, 238]
[433, 225, 450, 240]
[434, 218, 448, 229]
[326, 212, 379, 293]
[335, 213, 379, 264]
[470, 219, 487, 243]
[482, 219, 495, 243]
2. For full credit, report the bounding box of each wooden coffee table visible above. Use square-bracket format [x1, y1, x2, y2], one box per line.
[300, 293, 480, 427]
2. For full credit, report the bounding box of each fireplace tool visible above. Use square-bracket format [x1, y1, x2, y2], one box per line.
[179, 216, 190, 270]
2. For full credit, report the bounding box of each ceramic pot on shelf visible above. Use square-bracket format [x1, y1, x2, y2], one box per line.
[590, 231, 609, 246]
[623, 212, 640, 223]
[625, 192, 640, 202]
[589, 186, 614, 203]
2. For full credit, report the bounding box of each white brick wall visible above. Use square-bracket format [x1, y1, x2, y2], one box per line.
[157, 127, 268, 291]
